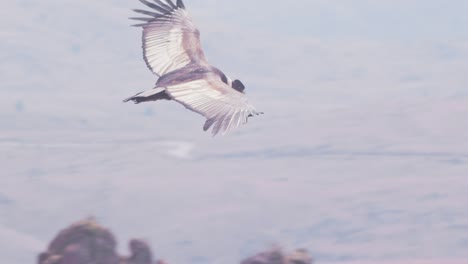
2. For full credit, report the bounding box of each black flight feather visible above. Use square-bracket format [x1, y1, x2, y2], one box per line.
[139, 0, 170, 13]
[164, 0, 177, 9]
[176, 0, 185, 9]
[152, 0, 173, 12]
[133, 9, 162, 18]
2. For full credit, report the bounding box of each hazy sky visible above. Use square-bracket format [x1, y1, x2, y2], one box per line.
[1, 1, 468, 264]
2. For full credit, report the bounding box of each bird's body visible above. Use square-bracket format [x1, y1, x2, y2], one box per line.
[124, 0, 262, 136]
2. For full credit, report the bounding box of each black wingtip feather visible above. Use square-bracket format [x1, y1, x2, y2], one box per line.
[177, 0, 185, 9]
[129, 17, 155, 22]
[133, 9, 162, 18]
[139, 0, 170, 13]
[152, 0, 173, 11]
[132, 0, 182, 25]
[131, 23, 146, 27]
[203, 118, 216, 132]
[164, 0, 177, 9]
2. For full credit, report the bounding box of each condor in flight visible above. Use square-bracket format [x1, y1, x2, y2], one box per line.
[124, 0, 262, 136]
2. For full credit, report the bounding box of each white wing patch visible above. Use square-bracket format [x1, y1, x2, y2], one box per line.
[141, 9, 204, 76]
[144, 23, 188, 75]
[166, 79, 261, 136]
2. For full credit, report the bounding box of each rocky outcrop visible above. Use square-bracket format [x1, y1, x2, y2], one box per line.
[38, 219, 313, 264]
[38, 219, 155, 264]
[241, 248, 313, 264]
[124, 239, 154, 264]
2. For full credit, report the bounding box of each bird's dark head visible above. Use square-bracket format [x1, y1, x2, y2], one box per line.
[232, 79, 245, 93]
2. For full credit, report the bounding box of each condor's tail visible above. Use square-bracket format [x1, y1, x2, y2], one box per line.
[123, 87, 171, 104]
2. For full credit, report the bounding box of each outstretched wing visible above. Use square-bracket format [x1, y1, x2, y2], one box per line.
[131, 0, 206, 76]
[164, 77, 262, 136]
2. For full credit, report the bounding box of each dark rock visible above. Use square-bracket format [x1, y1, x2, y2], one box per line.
[123, 239, 153, 264]
[38, 219, 154, 264]
[285, 249, 314, 264]
[39, 219, 313, 264]
[241, 248, 285, 264]
[241, 248, 313, 264]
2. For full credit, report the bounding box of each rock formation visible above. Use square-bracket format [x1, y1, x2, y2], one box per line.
[38, 219, 155, 264]
[241, 248, 313, 264]
[38, 219, 313, 264]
